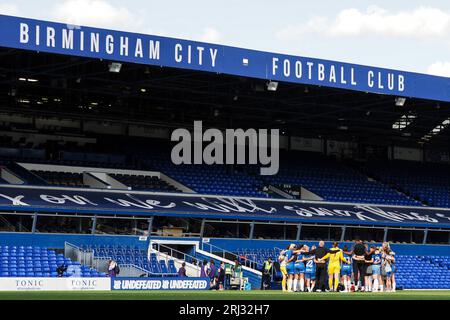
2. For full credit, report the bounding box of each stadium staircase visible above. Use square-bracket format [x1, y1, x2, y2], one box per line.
[149, 244, 201, 277]
[364, 160, 450, 208]
[151, 240, 263, 289]
[350, 161, 426, 207]
[4, 162, 48, 185]
[198, 242, 262, 289]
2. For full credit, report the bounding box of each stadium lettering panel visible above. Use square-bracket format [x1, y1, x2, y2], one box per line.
[111, 278, 210, 291]
[1, 14, 450, 101]
[270, 57, 405, 92]
[19, 24, 219, 69]
[1, 186, 450, 228]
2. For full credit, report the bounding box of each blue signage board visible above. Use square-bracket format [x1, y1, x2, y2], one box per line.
[0, 14, 450, 102]
[111, 277, 210, 291]
[1, 186, 450, 228]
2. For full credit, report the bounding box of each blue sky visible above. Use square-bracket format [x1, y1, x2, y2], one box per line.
[2, 0, 450, 76]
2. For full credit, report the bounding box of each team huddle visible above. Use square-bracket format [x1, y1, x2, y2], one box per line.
[278, 240, 397, 293]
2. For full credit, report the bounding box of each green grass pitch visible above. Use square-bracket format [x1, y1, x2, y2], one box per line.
[0, 290, 449, 300]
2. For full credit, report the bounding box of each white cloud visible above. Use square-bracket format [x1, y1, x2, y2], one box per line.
[49, 0, 143, 32]
[0, 3, 19, 15]
[277, 6, 450, 40]
[427, 61, 450, 77]
[199, 27, 222, 43]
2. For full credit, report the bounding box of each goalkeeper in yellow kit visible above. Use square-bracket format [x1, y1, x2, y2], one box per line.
[318, 242, 349, 292]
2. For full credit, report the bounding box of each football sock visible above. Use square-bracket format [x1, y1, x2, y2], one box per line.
[334, 279, 339, 291]
[373, 279, 379, 291]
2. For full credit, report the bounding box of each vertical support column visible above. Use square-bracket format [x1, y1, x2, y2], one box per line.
[383, 227, 388, 243]
[31, 212, 37, 233]
[423, 229, 428, 245]
[249, 221, 255, 240]
[147, 217, 153, 238]
[91, 215, 97, 235]
[340, 226, 346, 242]
[296, 224, 302, 241]
[200, 219, 205, 240]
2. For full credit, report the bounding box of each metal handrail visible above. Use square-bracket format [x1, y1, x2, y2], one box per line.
[151, 243, 201, 277]
[201, 241, 260, 269]
[119, 263, 151, 276]
[152, 243, 199, 264]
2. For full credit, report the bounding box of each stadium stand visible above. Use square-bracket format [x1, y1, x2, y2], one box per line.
[396, 255, 450, 289]
[2, 240, 450, 290]
[258, 152, 421, 206]
[0, 245, 105, 277]
[144, 154, 268, 197]
[111, 174, 179, 192]
[31, 170, 88, 188]
[0, 147, 442, 207]
[141, 150, 422, 205]
[165, 165, 267, 197]
[365, 160, 450, 208]
[0, 132, 446, 207]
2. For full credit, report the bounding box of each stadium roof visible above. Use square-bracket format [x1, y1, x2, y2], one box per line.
[0, 14, 450, 148]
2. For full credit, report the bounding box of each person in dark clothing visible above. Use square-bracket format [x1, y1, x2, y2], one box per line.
[56, 263, 67, 277]
[345, 239, 373, 291]
[364, 246, 375, 292]
[178, 262, 187, 277]
[108, 259, 119, 278]
[208, 260, 217, 288]
[307, 240, 329, 292]
[261, 258, 273, 290]
[217, 262, 225, 290]
[224, 263, 233, 290]
[200, 260, 208, 277]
